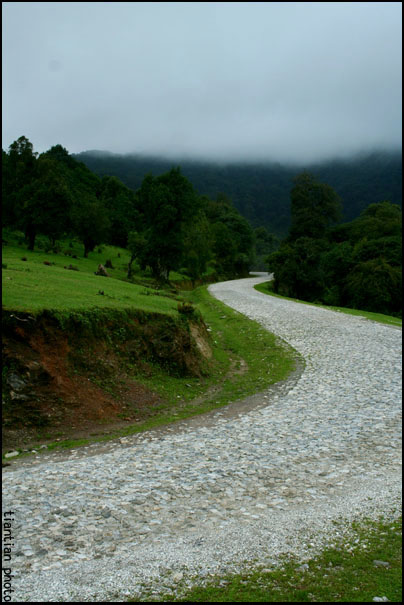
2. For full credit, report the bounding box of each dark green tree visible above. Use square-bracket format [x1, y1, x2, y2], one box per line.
[126, 231, 147, 279]
[99, 176, 137, 247]
[289, 172, 342, 241]
[211, 222, 238, 276]
[71, 197, 111, 258]
[345, 258, 402, 315]
[20, 156, 72, 250]
[268, 237, 327, 301]
[3, 136, 38, 236]
[182, 212, 213, 284]
[206, 193, 255, 277]
[134, 168, 200, 281]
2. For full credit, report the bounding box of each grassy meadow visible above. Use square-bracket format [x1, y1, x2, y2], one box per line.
[2, 240, 180, 315]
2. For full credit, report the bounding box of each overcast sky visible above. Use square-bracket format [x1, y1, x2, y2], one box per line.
[2, 2, 402, 163]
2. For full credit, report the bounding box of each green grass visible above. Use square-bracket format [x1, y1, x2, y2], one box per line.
[254, 281, 402, 328]
[2, 243, 179, 315]
[135, 516, 401, 602]
[6, 286, 298, 457]
[2, 237, 298, 457]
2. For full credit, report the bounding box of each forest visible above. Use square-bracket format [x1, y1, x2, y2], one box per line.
[74, 148, 402, 237]
[2, 136, 402, 316]
[2, 136, 260, 282]
[267, 173, 402, 317]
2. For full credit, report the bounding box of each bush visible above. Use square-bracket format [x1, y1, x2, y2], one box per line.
[177, 302, 198, 318]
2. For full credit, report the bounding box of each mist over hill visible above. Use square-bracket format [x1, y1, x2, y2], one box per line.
[74, 149, 402, 237]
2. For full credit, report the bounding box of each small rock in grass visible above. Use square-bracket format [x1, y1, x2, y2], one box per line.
[373, 560, 390, 568]
[4, 451, 19, 458]
[95, 264, 109, 277]
[297, 563, 309, 572]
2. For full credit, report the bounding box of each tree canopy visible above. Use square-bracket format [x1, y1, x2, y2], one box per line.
[267, 174, 402, 316]
[3, 136, 257, 282]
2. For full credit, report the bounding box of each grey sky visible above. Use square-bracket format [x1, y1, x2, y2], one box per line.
[2, 2, 402, 163]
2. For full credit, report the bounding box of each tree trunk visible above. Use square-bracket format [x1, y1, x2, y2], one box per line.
[25, 226, 36, 251]
[127, 253, 136, 279]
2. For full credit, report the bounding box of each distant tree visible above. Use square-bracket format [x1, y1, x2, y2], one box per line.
[206, 193, 255, 276]
[99, 176, 137, 247]
[268, 237, 327, 301]
[3, 136, 38, 235]
[254, 226, 279, 270]
[319, 241, 354, 306]
[182, 212, 213, 284]
[345, 258, 401, 315]
[339, 201, 402, 242]
[134, 168, 200, 281]
[20, 156, 72, 250]
[71, 197, 110, 257]
[211, 222, 237, 276]
[126, 231, 147, 279]
[289, 172, 342, 241]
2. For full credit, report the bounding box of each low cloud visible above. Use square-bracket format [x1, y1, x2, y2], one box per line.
[2, 2, 402, 163]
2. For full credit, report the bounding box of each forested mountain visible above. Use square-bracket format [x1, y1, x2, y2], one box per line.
[74, 149, 402, 237]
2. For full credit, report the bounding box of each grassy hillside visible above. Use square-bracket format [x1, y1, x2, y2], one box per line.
[2, 241, 179, 315]
[2, 235, 297, 455]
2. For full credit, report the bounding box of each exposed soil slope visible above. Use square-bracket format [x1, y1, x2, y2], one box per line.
[2, 308, 211, 452]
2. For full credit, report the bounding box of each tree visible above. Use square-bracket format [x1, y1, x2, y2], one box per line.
[320, 241, 354, 306]
[182, 212, 213, 284]
[99, 176, 137, 247]
[211, 222, 238, 276]
[253, 226, 280, 271]
[3, 136, 38, 235]
[289, 172, 342, 241]
[339, 201, 402, 243]
[268, 237, 327, 301]
[345, 258, 401, 315]
[206, 194, 255, 277]
[134, 168, 200, 281]
[20, 156, 72, 250]
[127, 231, 147, 279]
[71, 197, 110, 257]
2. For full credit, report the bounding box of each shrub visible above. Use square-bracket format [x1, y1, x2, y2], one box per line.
[177, 302, 198, 318]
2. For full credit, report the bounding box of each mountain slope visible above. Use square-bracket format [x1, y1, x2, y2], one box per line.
[74, 150, 402, 237]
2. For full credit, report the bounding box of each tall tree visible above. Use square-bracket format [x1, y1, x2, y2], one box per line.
[3, 136, 38, 235]
[21, 156, 72, 250]
[99, 175, 137, 247]
[289, 172, 342, 241]
[134, 168, 200, 281]
[71, 197, 111, 258]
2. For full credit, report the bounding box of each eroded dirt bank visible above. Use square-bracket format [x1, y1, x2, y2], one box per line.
[2, 308, 211, 452]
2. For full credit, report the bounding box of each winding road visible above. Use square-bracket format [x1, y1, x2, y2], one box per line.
[2, 275, 402, 602]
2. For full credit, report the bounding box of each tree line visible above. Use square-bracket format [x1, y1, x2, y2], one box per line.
[3, 136, 274, 282]
[75, 149, 402, 238]
[4, 137, 400, 314]
[267, 173, 402, 317]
